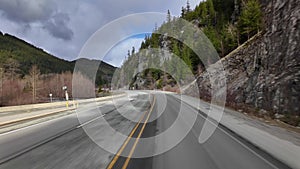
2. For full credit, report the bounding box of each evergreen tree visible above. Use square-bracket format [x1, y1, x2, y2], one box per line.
[127, 50, 131, 57]
[172, 41, 180, 57]
[225, 23, 239, 47]
[238, 0, 262, 40]
[181, 7, 186, 18]
[141, 41, 146, 49]
[186, 0, 191, 13]
[122, 0, 263, 82]
[131, 46, 135, 55]
[167, 10, 171, 23]
[182, 45, 192, 69]
[206, 0, 216, 25]
[199, 2, 208, 25]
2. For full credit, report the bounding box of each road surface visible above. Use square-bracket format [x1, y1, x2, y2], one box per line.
[0, 91, 291, 169]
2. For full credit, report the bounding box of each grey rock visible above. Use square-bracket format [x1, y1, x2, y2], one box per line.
[274, 113, 285, 119]
[259, 109, 268, 116]
[185, 0, 300, 116]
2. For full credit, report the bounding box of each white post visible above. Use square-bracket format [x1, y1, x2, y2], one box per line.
[65, 91, 69, 101]
[49, 93, 53, 103]
[62, 86, 69, 108]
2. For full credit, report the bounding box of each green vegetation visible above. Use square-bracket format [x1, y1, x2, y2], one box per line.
[0, 32, 116, 106]
[129, 68, 178, 91]
[116, 0, 263, 91]
[138, 0, 262, 73]
[238, 0, 263, 40]
[0, 32, 73, 75]
[71, 58, 116, 86]
[0, 32, 116, 86]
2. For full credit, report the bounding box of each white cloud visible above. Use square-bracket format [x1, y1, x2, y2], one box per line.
[104, 37, 144, 67]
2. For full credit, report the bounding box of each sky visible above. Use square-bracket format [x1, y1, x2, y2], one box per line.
[0, 0, 201, 67]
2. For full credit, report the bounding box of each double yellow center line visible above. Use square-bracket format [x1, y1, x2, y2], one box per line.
[107, 95, 156, 169]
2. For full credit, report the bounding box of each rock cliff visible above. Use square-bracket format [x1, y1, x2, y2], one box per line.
[186, 0, 300, 124]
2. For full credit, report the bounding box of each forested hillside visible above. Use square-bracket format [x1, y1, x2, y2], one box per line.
[141, 0, 262, 70]
[0, 32, 116, 106]
[0, 32, 115, 79]
[0, 32, 73, 75]
[117, 0, 263, 90]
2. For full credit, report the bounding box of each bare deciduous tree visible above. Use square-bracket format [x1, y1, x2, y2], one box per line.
[29, 65, 40, 103]
[0, 66, 4, 106]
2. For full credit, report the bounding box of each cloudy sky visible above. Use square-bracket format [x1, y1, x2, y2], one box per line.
[0, 0, 201, 67]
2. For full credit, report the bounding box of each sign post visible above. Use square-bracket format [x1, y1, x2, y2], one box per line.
[49, 93, 53, 103]
[62, 86, 69, 108]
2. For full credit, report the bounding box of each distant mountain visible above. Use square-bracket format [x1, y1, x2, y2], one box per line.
[0, 31, 116, 85]
[71, 58, 116, 85]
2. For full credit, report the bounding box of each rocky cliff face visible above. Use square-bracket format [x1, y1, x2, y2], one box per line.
[186, 0, 300, 121]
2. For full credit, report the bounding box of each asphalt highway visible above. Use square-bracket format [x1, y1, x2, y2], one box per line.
[0, 91, 291, 169]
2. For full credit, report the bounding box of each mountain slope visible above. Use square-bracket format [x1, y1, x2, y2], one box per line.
[71, 58, 116, 85]
[0, 32, 73, 75]
[0, 32, 116, 85]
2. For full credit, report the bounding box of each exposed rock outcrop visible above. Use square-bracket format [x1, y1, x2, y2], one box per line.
[186, 0, 300, 118]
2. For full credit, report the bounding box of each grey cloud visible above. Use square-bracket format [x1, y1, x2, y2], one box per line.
[0, 0, 201, 61]
[44, 13, 74, 41]
[0, 0, 55, 22]
[0, 0, 73, 40]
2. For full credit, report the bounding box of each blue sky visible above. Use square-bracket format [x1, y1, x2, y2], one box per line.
[104, 34, 149, 67]
[0, 0, 202, 67]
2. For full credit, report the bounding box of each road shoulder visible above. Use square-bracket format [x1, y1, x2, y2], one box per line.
[172, 94, 300, 169]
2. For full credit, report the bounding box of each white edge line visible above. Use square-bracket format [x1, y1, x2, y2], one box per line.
[170, 95, 280, 169]
[0, 103, 109, 137]
[182, 100, 280, 169]
[76, 114, 105, 128]
[0, 111, 76, 137]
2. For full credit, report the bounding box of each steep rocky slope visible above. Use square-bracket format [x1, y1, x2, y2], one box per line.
[185, 0, 300, 125]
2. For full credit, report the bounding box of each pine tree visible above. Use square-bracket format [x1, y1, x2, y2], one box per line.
[181, 7, 186, 18]
[199, 2, 208, 25]
[167, 10, 171, 23]
[127, 50, 131, 57]
[238, 0, 262, 40]
[226, 23, 239, 47]
[186, 0, 191, 13]
[182, 45, 192, 69]
[206, 0, 216, 25]
[172, 41, 181, 57]
[140, 41, 146, 49]
[207, 0, 215, 16]
[131, 46, 135, 55]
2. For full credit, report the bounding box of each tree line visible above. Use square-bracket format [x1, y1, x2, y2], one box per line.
[0, 60, 95, 106]
[139, 0, 263, 74]
[0, 32, 117, 106]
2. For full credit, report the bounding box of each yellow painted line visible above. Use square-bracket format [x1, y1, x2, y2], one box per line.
[106, 105, 148, 169]
[122, 95, 156, 169]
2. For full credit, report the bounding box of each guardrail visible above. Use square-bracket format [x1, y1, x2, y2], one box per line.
[0, 93, 126, 113]
[0, 93, 126, 128]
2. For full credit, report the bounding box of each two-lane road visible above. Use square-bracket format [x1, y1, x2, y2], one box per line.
[0, 91, 291, 169]
[107, 92, 290, 169]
